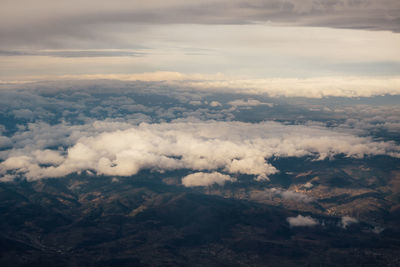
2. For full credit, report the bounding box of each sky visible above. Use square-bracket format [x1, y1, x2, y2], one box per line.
[1, 0, 400, 83]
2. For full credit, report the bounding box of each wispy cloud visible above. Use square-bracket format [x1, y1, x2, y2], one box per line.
[340, 216, 358, 229]
[0, 49, 144, 58]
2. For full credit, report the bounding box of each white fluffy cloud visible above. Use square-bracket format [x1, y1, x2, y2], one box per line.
[1, 120, 399, 181]
[209, 101, 222, 107]
[303, 182, 313, 189]
[182, 172, 236, 187]
[287, 215, 319, 227]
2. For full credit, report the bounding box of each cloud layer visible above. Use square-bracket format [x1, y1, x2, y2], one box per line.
[2, 1, 400, 83]
[2, 75, 400, 98]
[2, 0, 400, 49]
[1, 120, 399, 181]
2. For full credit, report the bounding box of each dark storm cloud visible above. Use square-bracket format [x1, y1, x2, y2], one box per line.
[1, 0, 399, 49]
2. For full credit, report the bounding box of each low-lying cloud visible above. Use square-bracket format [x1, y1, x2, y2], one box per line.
[287, 215, 319, 227]
[250, 188, 313, 203]
[340, 216, 358, 229]
[1, 120, 399, 182]
[182, 172, 236, 187]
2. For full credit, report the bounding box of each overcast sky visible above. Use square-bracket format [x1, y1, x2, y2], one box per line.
[1, 0, 400, 82]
